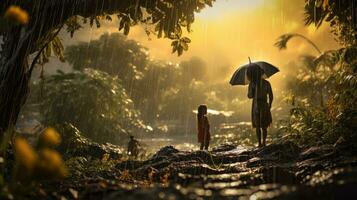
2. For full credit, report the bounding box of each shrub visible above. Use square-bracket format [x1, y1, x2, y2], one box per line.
[40, 68, 147, 144]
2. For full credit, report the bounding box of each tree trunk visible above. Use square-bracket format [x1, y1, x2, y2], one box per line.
[0, 28, 31, 141]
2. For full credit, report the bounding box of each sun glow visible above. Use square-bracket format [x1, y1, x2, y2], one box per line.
[69, 0, 340, 88]
[197, 0, 265, 19]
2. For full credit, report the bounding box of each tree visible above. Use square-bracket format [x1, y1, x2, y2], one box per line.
[65, 33, 177, 122]
[275, 33, 322, 54]
[65, 33, 149, 99]
[65, 34, 212, 124]
[180, 56, 208, 84]
[279, 47, 357, 145]
[304, 0, 357, 46]
[275, 0, 357, 144]
[0, 0, 215, 139]
[65, 33, 149, 77]
[40, 69, 146, 143]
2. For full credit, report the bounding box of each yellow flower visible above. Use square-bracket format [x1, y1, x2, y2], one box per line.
[40, 127, 61, 147]
[37, 148, 68, 178]
[4, 6, 29, 25]
[14, 138, 38, 170]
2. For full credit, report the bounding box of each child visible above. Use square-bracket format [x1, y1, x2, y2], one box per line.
[127, 135, 140, 159]
[197, 105, 210, 150]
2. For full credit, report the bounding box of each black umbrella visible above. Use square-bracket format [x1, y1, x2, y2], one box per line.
[230, 58, 279, 85]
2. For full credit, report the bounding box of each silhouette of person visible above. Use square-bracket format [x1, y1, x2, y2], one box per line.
[247, 66, 273, 147]
[197, 105, 210, 150]
[127, 135, 139, 159]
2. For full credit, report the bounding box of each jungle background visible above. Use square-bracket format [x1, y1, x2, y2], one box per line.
[0, 0, 356, 199]
[18, 0, 354, 149]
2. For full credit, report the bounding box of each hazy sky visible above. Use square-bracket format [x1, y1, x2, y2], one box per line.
[62, 0, 340, 86]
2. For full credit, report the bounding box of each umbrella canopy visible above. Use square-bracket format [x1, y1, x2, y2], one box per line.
[230, 61, 279, 85]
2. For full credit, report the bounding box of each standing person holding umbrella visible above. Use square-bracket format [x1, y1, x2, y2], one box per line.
[247, 64, 273, 147]
[230, 57, 278, 147]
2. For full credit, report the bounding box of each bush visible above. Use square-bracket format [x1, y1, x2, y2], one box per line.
[281, 47, 357, 146]
[40, 68, 147, 144]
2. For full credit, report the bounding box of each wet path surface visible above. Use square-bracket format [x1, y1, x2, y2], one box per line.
[41, 136, 357, 200]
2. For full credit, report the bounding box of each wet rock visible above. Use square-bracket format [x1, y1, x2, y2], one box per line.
[246, 156, 278, 168]
[174, 161, 225, 176]
[334, 136, 347, 148]
[57, 123, 123, 160]
[307, 167, 357, 186]
[116, 160, 144, 171]
[299, 145, 335, 161]
[255, 140, 300, 162]
[211, 144, 237, 152]
[276, 184, 357, 200]
[260, 166, 297, 184]
[152, 146, 179, 158]
[219, 188, 252, 198]
[334, 135, 357, 155]
[248, 184, 297, 200]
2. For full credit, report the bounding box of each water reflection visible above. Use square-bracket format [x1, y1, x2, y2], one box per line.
[139, 137, 199, 155]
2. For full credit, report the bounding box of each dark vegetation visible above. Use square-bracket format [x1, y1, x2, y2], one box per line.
[0, 0, 357, 199]
[40, 69, 147, 143]
[279, 47, 357, 146]
[0, 0, 215, 137]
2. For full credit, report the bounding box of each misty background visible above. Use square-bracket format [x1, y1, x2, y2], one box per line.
[20, 0, 341, 151]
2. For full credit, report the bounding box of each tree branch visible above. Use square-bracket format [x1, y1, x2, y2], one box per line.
[28, 25, 63, 76]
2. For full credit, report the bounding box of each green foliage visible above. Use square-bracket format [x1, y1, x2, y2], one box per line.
[281, 47, 357, 145]
[65, 34, 223, 124]
[36, 35, 65, 65]
[65, 33, 148, 76]
[280, 103, 330, 145]
[1, 0, 216, 56]
[40, 69, 147, 143]
[171, 37, 191, 56]
[304, 0, 357, 45]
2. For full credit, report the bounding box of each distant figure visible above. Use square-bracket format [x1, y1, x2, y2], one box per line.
[247, 66, 273, 147]
[127, 135, 139, 159]
[197, 105, 210, 150]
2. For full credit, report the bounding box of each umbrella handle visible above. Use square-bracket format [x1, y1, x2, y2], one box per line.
[248, 57, 251, 65]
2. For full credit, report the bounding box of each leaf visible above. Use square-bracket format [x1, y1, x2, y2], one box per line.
[171, 40, 179, 47]
[177, 45, 183, 56]
[180, 41, 188, 51]
[46, 42, 52, 58]
[181, 37, 191, 43]
[124, 23, 130, 35]
[172, 44, 178, 54]
[155, 21, 164, 38]
[315, 0, 323, 8]
[95, 18, 101, 28]
[106, 15, 112, 21]
[119, 18, 125, 31]
[90, 17, 94, 27]
[204, 0, 213, 7]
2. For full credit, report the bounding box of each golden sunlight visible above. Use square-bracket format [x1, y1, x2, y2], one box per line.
[197, 0, 265, 19]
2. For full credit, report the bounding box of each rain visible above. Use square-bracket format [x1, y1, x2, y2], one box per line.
[0, 0, 357, 199]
